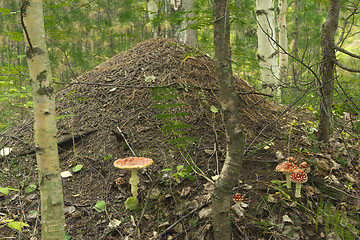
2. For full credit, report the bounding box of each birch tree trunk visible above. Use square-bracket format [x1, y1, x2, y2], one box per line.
[212, 0, 245, 239]
[165, 0, 197, 47]
[318, 0, 340, 142]
[21, 0, 65, 239]
[256, 0, 280, 99]
[146, 0, 159, 37]
[278, 0, 288, 92]
[183, 0, 197, 47]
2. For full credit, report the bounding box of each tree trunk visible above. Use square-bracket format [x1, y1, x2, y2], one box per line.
[292, 0, 299, 86]
[183, 0, 197, 47]
[256, 0, 280, 99]
[278, 0, 288, 95]
[212, 0, 245, 239]
[21, 0, 66, 239]
[146, 0, 159, 37]
[318, 0, 340, 142]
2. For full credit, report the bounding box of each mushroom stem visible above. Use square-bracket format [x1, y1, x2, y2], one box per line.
[285, 173, 292, 189]
[294, 182, 302, 198]
[129, 169, 140, 197]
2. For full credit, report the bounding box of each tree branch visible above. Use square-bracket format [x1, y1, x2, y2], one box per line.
[334, 60, 360, 73]
[335, 45, 360, 59]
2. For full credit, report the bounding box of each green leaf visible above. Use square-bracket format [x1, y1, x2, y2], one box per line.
[72, 164, 83, 172]
[187, 175, 195, 181]
[93, 200, 106, 212]
[124, 196, 139, 210]
[0, 187, 20, 196]
[210, 105, 219, 113]
[65, 232, 71, 240]
[25, 184, 37, 193]
[56, 114, 75, 120]
[161, 168, 173, 172]
[0, 187, 9, 195]
[6, 220, 29, 232]
[176, 165, 184, 172]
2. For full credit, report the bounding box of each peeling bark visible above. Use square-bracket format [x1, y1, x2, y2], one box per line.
[21, 0, 65, 238]
[256, 0, 280, 99]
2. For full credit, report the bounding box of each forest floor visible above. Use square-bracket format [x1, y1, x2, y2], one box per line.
[1, 38, 359, 240]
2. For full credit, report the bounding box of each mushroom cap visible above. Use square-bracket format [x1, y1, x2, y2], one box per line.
[233, 193, 243, 202]
[114, 157, 153, 170]
[286, 157, 297, 164]
[290, 168, 308, 183]
[299, 161, 311, 173]
[115, 177, 125, 185]
[275, 161, 298, 174]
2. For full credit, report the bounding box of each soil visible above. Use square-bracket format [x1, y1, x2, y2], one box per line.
[1, 38, 359, 240]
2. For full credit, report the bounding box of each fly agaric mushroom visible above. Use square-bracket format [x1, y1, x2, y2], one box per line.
[290, 168, 308, 198]
[115, 177, 125, 190]
[232, 193, 246, 217]
[113, 157, 153, 197]
[275, 161, 298, 189]
[233, 193, 243, 204]
[286, 157, 297, 164]
[299, 161, 311, 174]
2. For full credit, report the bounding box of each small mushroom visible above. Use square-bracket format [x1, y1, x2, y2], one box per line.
[290, 168, 308, 198]
[286, 157, 297, 164]
[232, 193, 245, 217]
[275, 161, 298, 189]
[115, 177, 125, 190]
[299, 161, 311, 173]
[233, 193, 243, 205]
[113, 157, 153, 197]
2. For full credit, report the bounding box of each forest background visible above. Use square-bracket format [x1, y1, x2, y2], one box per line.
[0, 0, 359, 132]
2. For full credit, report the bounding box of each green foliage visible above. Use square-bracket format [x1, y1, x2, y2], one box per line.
[162, 164, 195, 183]
[0, 186, 19, 196]
[124, 196, 139, 210]
[315, 198, 360, 238]
[24, 184, 37, 193]
[152, 86, 196, 149]
[3, 219, 29, 232]
[93, 200, 106, 212]
[72, 164, 83, 173]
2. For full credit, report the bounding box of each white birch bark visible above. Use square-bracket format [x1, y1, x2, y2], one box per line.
[278, 0, 288, 87]
[146, 0, 159, 37]
[22, 0, 65, 238]
[256, 0, 280, 98]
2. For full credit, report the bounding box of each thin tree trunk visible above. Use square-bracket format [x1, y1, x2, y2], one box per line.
[106, 0, 114, 56]
[183, 0, 197, 47]
[278, 0, 288, 94]
[21, 0, 65, 239]
[318, 0, 340, 142]
[256, 0, 280, 99]
[146, 0, 159, 37]
[212, 0, 245, 239]
[292, 0, 299, 85]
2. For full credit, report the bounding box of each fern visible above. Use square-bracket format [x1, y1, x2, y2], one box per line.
[151, 86, 195, 148]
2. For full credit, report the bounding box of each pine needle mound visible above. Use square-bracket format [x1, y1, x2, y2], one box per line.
[6, 38, 281, 157]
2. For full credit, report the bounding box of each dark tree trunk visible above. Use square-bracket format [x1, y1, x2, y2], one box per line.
[211, 0, 245, 239]
[318, 0, 340, 142]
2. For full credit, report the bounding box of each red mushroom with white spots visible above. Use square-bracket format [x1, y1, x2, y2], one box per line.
[286, 157, 297, 164]
[114, 157, 153, 197]
[290, 168, 308, 198]
[299, 161, 311, 174]
[275, 161, 298, 189]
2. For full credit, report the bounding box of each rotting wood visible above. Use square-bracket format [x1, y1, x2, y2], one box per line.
[7, 129, 98, 157]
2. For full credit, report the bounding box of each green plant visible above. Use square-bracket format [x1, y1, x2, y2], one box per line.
[151, 86, 195, 149]
[162, 164, 195, 183]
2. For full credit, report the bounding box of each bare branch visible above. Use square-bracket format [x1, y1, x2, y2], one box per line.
[335, 45, 360, 59]
[334, 60, 360, 72]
